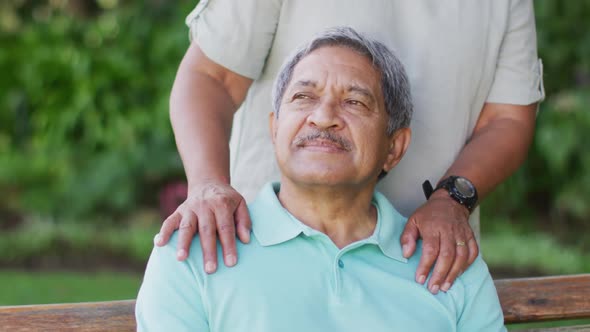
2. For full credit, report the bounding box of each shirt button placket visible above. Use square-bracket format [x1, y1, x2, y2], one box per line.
[333, 255, 345, 299]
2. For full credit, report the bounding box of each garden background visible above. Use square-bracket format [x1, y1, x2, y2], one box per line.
[0, 0, 589, 316]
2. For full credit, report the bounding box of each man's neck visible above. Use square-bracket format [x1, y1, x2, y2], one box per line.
[277, 179, 378, 249]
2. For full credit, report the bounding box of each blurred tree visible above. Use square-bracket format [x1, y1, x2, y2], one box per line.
[0, 0, 194, 223]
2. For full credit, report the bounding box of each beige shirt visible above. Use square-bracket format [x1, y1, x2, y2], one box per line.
[186, 0, 545, 236]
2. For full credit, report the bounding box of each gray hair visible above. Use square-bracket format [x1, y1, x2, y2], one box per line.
[272, 26, 413, 135]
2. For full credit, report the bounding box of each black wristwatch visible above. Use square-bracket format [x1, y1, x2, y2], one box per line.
[422, 176, 478, 213]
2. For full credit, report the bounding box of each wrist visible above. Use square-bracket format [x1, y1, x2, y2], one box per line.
[187, 176, 231, 194]
[422, 176, 478, 214]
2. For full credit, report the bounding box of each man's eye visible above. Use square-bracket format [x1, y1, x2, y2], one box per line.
[346, 99, 367, 108]
[293, 93, 311, 100]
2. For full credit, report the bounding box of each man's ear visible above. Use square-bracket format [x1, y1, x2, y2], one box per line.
[383, 127, 411, 172]
[269, 112, 277, 145]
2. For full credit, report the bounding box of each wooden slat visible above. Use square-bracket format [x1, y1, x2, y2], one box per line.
[0, 275, 588, 330]
[0, 300, 135, 332]
[496, 274, 590, 324]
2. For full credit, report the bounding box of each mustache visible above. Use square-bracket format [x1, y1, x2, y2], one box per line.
[292, 130, 352, 151]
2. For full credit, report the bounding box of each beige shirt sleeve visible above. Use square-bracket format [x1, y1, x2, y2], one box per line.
[487, 0, 545, 105]
[185, 0, 283, 79]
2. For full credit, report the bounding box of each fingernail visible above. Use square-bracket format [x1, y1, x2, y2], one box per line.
[430, 284, 440, 294]
[205, 261, 216, 274]
[153, 234, 162, 245]
[441, 282, 451, 292]
[417, 275, 426, 284]
[402, 244, 410, 257]
[239, 228, 251, 244]
[176, 249, 187, 260]
[225, 254, 237, 267]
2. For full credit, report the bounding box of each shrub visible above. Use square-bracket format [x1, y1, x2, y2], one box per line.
[0, 0, 194, 222]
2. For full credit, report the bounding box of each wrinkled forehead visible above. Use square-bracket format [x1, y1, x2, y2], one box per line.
[288, 46, 382, 95]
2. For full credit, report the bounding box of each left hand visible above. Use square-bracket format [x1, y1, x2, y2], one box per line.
[400, 190, 479, 294]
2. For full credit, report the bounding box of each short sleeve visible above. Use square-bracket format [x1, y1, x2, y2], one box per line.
[185, 0, 283, 79]
[456, 257, 506, 332]
[486, 0, 545, 105]
[135, 234, 209, 332]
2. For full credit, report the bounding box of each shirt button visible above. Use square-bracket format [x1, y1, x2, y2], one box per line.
[338, 259, 344, 268]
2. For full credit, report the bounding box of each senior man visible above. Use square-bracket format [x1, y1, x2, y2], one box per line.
[137, 28, 505, 332]
[157, 0, 544, 294]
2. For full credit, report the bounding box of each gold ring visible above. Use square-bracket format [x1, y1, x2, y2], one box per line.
[456, 241, 466, 247]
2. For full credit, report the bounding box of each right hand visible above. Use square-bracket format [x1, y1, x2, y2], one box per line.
[155, 181, 252, 274]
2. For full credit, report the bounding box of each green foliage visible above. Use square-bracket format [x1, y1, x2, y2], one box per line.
[0, 1, 194, 220]
[535, 1, 590, 94]
[534, 91, 590, 221]
[0, 212, 160, 266]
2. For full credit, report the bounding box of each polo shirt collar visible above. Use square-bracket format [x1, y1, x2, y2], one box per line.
[249, 182, 408, 263]
[249, 182, 304, 246]
[370, 190, 409, 263]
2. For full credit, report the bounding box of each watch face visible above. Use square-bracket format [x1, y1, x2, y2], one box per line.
[454, 177, 475, 198]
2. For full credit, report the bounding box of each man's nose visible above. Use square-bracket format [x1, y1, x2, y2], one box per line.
[306, 98, 344, 130]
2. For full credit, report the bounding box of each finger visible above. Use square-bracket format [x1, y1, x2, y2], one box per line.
[400, 217, 420, 258]
[176, 212, 197, 261]
[198, 210, 219, 274]
[440, 240, 469, 292]
[415, 235, 439, 286]
[427, 235, 455, 294]
[156, 211, 182, 246]
[235, 199, 252, 244]
[467, 237, 479, 266]
[214, 204, 238, 267]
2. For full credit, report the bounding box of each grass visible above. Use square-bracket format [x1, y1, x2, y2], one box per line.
[507, 319, 590, 331]
[0, 270, 142, 305]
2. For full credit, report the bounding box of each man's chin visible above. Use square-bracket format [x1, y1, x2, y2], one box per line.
[282, 170, 356, 187]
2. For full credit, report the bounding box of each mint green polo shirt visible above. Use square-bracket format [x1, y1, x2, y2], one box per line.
[136, 183, 505, 332]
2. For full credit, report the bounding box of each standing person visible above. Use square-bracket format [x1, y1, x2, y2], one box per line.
[157, 0, 544, 294]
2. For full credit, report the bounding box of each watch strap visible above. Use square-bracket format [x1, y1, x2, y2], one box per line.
[422, 180, 434, 199]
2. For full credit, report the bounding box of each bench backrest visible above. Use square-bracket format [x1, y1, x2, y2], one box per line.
[496, 274, 590, 323]
[1, 275, 589, 331]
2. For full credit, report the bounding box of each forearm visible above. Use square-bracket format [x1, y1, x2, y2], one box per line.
[170, 71, 235, 188]
[440, 103, 537, 199]
[169, 44, 252, 192]
[159, 44, 254, 261]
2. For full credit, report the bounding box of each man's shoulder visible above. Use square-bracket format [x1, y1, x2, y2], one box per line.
[152, 232, 209, 277]
[160, 230, 265, 268]
[456, 254, 492, 287]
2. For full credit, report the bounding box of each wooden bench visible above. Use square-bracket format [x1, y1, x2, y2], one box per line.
[1, 274, 589, 331]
